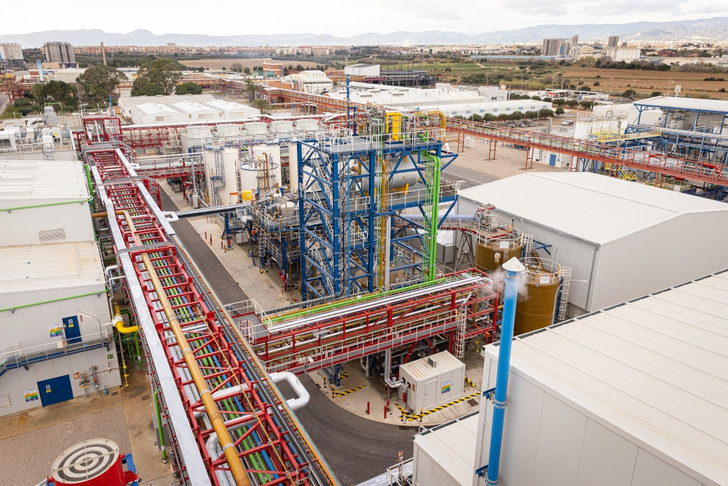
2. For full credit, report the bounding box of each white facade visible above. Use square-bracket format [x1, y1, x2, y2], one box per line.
[0, 160, 93, 246]
[605, 47, 641, 62]
[119, 94, 260, 125]
[345, 64, 381, 77]
[0, 43, 23, 60]
[204, 99, 260, 120]
[399, 351, 465, 412]
[283, 70, 333, 94]
[458, 172, 728, 313]
[50, 68, 85, 84]
[472, 271, 728, 486]
[413, 413, 478, 486]
[327, 83, 546, 118]
[0, 242, 119, 416]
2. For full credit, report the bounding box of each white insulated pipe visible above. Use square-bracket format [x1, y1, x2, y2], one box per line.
[203, 372, 309, 456]
[194, 372, 309, 418]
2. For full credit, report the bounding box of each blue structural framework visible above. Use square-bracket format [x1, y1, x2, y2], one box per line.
[629, 98, 728, 166]
[297, 134, 458, 300]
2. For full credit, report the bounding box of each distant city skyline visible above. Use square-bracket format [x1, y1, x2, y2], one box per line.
[5, 0, 728, 38]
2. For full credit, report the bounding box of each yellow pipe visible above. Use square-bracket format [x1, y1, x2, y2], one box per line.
[113, 304, 139, 334]
[428, 110, 447, 129]
[122, 212, 250, 486]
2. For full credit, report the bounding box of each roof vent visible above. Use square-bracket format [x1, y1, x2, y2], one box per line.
[39, 228, 67, 243]
[427, 357, 437, 368]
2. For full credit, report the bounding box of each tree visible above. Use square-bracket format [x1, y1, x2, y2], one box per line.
[253, 98, 271, 113]
[131, 79, 164, 96]
[555, 106, 565, 116]
[133, 58, 182, 96]
[651, 91, 662, 97]
[623, 89, 636, 99]
[245, 79, 261, 102]
[176, 82, 203, 95]
[77, 65, 125, 105]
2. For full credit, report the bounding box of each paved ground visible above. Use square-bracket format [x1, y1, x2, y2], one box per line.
[161, 189, 250, 305]
[291, 375, 418, 486]
[0, 366, 173, 485]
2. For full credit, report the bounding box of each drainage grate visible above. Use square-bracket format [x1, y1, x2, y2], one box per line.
[0, 394, 10, 409]
[467, 399, 479, 407]
[141, 394, 151, 401]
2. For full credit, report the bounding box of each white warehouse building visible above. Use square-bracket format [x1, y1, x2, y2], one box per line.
[457, 172, 728, 314]
[0, 160, 120, 416]
[413, 270, 728, 486]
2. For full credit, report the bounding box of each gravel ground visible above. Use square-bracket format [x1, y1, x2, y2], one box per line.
[0, 406, 132, 485]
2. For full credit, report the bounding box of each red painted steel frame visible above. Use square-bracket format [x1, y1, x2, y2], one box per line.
[247, 270, 497, 374]
[87, 131, 329, 485]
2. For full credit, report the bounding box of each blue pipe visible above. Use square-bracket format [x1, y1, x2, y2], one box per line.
[485, 258, 524, 485]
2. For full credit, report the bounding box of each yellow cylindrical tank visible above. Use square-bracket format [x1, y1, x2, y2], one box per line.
[514, 260, 561, 335]
[475, 238, 523, 272]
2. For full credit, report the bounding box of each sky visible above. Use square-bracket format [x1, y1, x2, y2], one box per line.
[4, 0, 728, 37]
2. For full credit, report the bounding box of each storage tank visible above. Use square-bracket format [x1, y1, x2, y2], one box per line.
[514, 258, 561, 335]
[49, 438, 127, 486]
[475, 236, 523, 272]
[373, 159, 419, 190]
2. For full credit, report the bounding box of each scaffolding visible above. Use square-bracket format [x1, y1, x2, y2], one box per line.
[297, 120, 458, 301]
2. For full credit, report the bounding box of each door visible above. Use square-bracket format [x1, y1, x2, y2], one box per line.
[38, 375, 74, 407]
[424, 379, 438, 410]
[62, 316, 81, 344]
[549, 154, 557, 166]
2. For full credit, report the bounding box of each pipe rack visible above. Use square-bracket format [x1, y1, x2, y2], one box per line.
[234, 270, 497, 375]
[83, 121, 337, 486]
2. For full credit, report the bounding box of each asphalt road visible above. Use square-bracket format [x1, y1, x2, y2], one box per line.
[286, 376, 418, 486]
[161, 189, 415, 485]
[444, 165, 499, 189]
[159, 190, 249, 304]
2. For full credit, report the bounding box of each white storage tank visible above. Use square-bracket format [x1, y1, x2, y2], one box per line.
[400, 350, 465, 413]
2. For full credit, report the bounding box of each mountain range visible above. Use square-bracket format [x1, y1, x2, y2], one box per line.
[2, 17, 727, 48]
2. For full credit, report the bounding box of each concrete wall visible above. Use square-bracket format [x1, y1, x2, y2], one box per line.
[0, 347, 120, 417]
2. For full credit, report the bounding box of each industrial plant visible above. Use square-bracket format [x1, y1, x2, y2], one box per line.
[0, 29, 727, 486]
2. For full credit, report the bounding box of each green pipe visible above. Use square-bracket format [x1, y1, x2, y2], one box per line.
[2, 197, 92, 213]
[153, 390, 169, 462]
[0, 290, 107, 314]
[134, 332, 140, 363]
[85, 164, 95, 211]
[269, 275, 452, 323]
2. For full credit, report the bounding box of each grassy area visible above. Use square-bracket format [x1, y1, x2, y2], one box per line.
[0, 104, 24, 120]
[415, 58, 728, 100]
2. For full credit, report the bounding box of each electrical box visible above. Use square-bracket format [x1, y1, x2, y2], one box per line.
[399, 350, 465, 412]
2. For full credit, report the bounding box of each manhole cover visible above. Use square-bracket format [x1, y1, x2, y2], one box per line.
[467, 399, 479, 407]
[141, 394, 151, 401]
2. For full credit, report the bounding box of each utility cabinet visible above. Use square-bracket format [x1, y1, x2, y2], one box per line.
[399, 351, 465, 412]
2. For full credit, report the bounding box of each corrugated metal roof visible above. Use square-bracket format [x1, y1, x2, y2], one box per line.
[484, 270, 728, 485]
[459, 172, 728, 244]
[400, 350, 464, 382]
[634, 96, 728, 114]
[414, 413, 478, 485]
[132, 102, 178, 115]
[0, 160, 88, 207]
[0, 241, 105, 294]
[172, 101, 216, 114]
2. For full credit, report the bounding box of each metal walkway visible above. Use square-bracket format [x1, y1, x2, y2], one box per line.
[84, 135, 337, 485]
